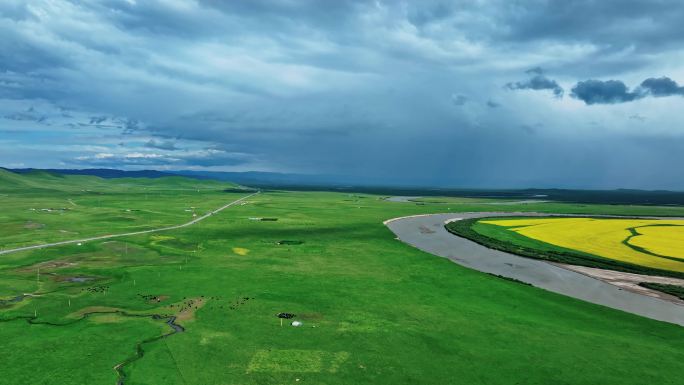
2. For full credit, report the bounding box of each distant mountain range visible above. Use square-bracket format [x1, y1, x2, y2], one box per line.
[5, 167, 684, 206]
[6, 168, 340, 185]
[9, 168, 176, 179]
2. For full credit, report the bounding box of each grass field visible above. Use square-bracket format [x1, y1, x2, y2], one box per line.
[2, 170, 684, 384]
[478, 218, 684, 272]
[0, 169, 247, 250]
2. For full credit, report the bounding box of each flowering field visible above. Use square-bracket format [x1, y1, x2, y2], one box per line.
[480, 218, 684, 272]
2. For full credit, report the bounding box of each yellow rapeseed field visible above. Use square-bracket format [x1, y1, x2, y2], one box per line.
[480, 218, 684, 272]
[630, 225, 684, 260]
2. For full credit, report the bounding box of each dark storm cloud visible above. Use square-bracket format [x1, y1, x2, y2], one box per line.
[570, 76, 684, 104]
[3, 0, 684, 188]
[570, 80, 641, 105]
[639, 77, 684, 97]
[496, 1, 684, 49]
[506, 69, 564, 97]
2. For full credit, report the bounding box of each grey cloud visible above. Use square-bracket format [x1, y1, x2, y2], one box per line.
[72, 154, 173, 167]
[639, 77, 684, 97]
[570, 76, 684, 105]
[183, 151, 251, 167]
[570, 79, 641, 105]
[506, 70, 564, 97]
[145, 139, 179, 151]
[520, 123, 543, 135]
[71, 149, 248, 168]
[451, 94, 469, 106]
[4, 107, 47, 123]
[486, 100, 500, 108]
[497, 1, 684, 50]
[406, 2, 454, 27]
[0, 2, 33, 21]
[89, 116, 108, 124]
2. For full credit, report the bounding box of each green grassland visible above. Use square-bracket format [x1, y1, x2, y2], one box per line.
[1, 171, 684, 384]
[0, 169, 247, 250]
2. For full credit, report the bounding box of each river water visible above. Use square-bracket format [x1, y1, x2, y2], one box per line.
[385, 212, 684, 326]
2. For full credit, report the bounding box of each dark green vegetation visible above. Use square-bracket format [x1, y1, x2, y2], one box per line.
[276, 240, 304, 245]
[447, 218, 684, 279]
[1, 170, 684, 384]
[487, 273, 533, 286]
[639, 283, 684, 300]
[222, 183, 684, 206]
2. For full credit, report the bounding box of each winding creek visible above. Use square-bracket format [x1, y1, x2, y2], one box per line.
[385, 212, 684, 327]
[0, 303, 184, 384]
[114, 314, 184, 385]
[0, 194, 257, 383]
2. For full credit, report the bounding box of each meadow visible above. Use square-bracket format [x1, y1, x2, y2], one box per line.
[1, 170, 684, 384]
[0, 169, 245, 250]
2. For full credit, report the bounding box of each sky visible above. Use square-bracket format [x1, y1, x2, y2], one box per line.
[1, 0, 684, 189]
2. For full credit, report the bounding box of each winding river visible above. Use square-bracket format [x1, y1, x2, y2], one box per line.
[385, 212, 684, 326]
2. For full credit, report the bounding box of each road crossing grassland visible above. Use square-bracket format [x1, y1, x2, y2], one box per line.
[0, 192, 258, 256]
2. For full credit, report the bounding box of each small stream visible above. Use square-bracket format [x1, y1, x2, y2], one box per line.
[0, 294, 32, 306]
[0, 303, 185, 385]
[114, 314, 184, 385]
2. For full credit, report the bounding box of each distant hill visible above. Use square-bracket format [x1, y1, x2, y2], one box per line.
[169, 170, 684, 205]
[169, 170, 340, 185]
[9, 168, 183, 179]
[0, 168, 244, 193]
[7, 168, 349, 187]
[5, 167, 684, 205]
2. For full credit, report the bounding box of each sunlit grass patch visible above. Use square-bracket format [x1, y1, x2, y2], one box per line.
[336, 312, 394, 333]
[247, 349, 349, 373]
[89, 313, 126, 324]
[232, 247, 250, 256]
